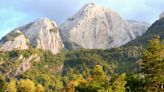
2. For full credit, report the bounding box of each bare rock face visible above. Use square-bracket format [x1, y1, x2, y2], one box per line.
[127, 20, 150, 38]
[15, 54, 40, 76]
[59, 3, 149, 50]
[19, 18, 64, 54]
[0, 30, 28, 51]
[0, 18, 64, 54]
[159, 12, 164, 19]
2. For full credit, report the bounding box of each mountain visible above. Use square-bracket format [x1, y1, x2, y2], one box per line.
[0, 4, 163, 92]
[127, 20, 149, 37]
[160, 12, 164, 19]
[0, 18, 64, 54]
[125, 14, 164, 47]
[59, 3, 149, 50]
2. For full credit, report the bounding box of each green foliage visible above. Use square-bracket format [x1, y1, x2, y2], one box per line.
[126, 74, 146, 92]
[9, 50, 20, 57]
[63, 48, 141, 76]
[0, 45, 141, 92]
[0, 46, 146, 92]
[112, 73, 127, 92]
[0, 30, 163, 92]
[19, 50, 65, 92]
[75, 65, 127, 92]
[0, 74, 7, 92]
[141, 36, 164, 91]
[92, 65, 107, 83]
[0, 51, 9, 61]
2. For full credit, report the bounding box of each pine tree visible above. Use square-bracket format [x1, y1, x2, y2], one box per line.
[141, 36, 164, 91]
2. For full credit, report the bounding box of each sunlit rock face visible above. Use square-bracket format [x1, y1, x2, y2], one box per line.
[59, 3, 149, 50]
[0, 18, 64, 54]
[0, 30, 29, 51]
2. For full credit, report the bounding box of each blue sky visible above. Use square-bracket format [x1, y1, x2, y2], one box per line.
[0, 0, 164, 39]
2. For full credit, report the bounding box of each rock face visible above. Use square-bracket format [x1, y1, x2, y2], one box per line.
[15, 54, 40, 76]
[0, 18, 64, 54]
[0, 30, 28, 51]
[59, 3, 149, 50]
[127, 20, 149, 38]
[159, 12, 164, 19]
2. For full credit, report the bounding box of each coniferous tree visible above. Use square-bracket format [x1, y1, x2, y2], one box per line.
[141, 36, 164, 91]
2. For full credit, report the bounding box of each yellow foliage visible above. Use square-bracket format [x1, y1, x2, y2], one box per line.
[6, 79, 17, 92]
[36, 84, 44, 92]
[17, 79, 36, 92]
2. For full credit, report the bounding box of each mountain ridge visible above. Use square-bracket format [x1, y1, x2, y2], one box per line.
[0, 3, 150, 52]
[59, 3, 149, 50]
[0, 18, 64, 54]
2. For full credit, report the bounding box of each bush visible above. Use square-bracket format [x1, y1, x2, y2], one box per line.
[17, 79, 36, 92]
[36, 84, 44, 92]
[6, 79, 17, 92]
[0, 74, 7, 92]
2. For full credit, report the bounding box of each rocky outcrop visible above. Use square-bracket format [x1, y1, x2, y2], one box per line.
[0, 30, 28, 51]
[15, 54, 40, 76]
[19, 18, 64, 54]
[0, 18, 64, 54]
[59, 3, 149, 50]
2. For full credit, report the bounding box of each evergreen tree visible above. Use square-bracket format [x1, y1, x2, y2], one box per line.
[141, 36, 164, 91]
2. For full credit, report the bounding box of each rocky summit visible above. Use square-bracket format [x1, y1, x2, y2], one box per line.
[0, 18, 64, 54]
[59, 3, 149, 50]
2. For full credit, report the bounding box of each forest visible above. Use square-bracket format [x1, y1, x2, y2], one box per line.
[0, 36, 163, 92]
